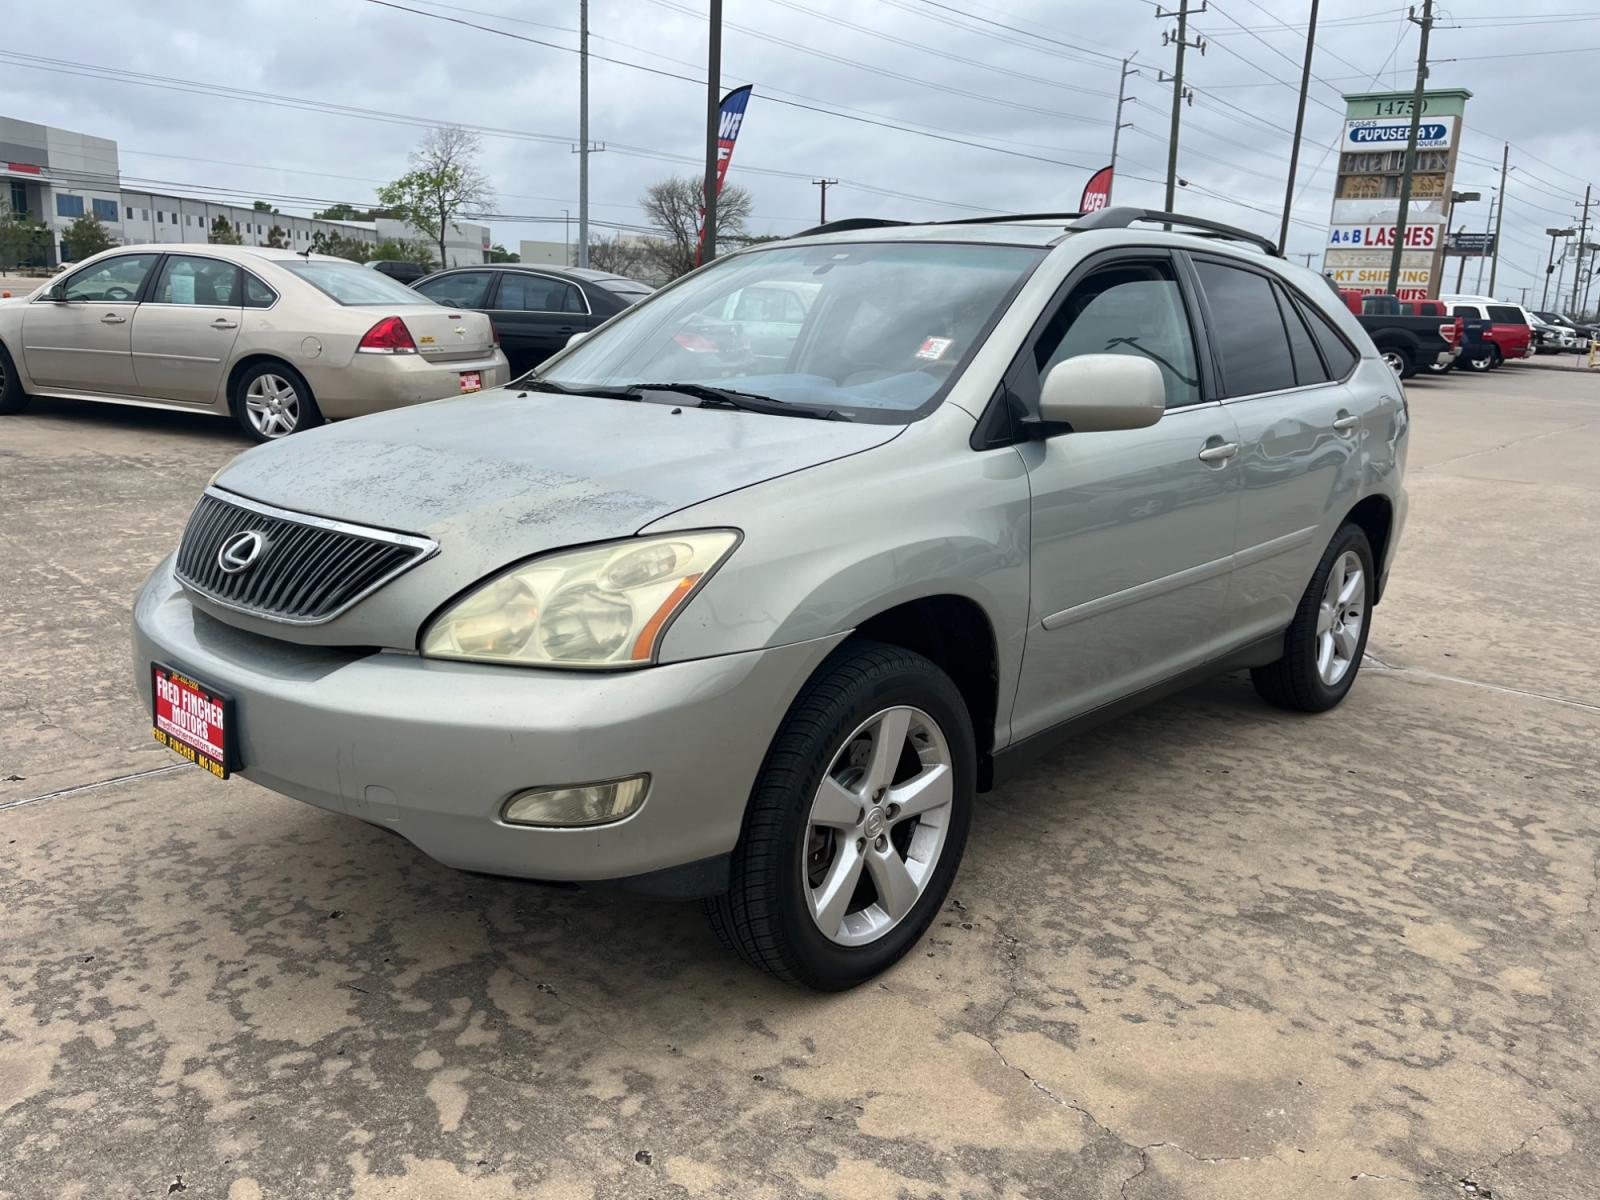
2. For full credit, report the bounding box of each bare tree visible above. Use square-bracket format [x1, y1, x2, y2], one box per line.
[378, 125, 495, 267]
[585, 232, 650, 278]
[639, 176, 753, 280]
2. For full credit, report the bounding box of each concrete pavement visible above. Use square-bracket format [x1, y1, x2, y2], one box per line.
[2, 368, 1597, 1198]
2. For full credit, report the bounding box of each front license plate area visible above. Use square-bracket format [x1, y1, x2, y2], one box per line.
[459, 370, 482, 393]
[151, 663, 235, 779]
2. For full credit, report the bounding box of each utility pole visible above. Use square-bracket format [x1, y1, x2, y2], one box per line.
[701, 0, 724, 265]
[577, 0, 589, 268]
[1110, 54, 1138, 203]
[1454, 226, 1468, 291]
[1518, 286, 1529, 306]
[1541, 228, 1571, 309]
[1484, 143, 1509, 293]
[1297, 252, 1316, 267]
[811, 179, 837, 224]
[1385, 0, 1433, 297]
[1571, 185, 1594, 313]
[1157, 2, 1205, 213]
[1279, 0, 1319, 255]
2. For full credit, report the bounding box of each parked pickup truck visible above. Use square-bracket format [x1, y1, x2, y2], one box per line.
[1401, 299, 1487, 374]
[1332, 288, 1458, 378]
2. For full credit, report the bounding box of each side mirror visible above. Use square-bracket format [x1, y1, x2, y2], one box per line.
[48, 283, 68, 302]
[1035, 353, 1166, 435]
[566, 330, 589, 348]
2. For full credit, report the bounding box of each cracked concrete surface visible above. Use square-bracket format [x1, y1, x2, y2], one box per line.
[2, 371, 1598, 1198]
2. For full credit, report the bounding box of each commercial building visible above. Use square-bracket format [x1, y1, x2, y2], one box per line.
[1, 115, 487, 268]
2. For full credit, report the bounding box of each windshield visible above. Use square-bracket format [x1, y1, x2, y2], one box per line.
[282, 261, 426, 305]
[541, 241, 1045, 421]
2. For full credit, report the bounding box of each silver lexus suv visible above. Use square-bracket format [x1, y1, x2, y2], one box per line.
[133, 208, 1408, 990]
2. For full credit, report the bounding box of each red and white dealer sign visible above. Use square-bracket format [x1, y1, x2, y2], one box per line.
[151, 664, 232, 778]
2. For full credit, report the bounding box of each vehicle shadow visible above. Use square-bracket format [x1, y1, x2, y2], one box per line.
[17, 393, 251, 445]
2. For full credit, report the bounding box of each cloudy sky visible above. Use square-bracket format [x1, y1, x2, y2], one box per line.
[5, 0, 1598, 303]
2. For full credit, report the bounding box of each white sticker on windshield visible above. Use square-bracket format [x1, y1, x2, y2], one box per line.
[915, 336, 954, 361]
[169, 273, 195, 304]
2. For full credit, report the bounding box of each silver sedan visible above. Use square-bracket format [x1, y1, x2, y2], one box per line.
[0, 244, 509, 441]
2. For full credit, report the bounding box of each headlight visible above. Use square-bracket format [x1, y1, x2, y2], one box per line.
[421, 530, 739, 668]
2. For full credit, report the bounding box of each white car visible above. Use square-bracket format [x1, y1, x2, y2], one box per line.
[0, 244, 509, 441]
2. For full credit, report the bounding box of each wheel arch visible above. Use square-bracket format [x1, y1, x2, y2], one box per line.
[852, 593, 1002, 791]
[1342, 494, 1395, 603]
[224, 353, 311, 407]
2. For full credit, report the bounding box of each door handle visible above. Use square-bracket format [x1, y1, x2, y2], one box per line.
[100, 313, 126, 324]
[1332, 412, 1360, 433]
[1197, 441, 1239, 463]
[211, 318, 239, 329]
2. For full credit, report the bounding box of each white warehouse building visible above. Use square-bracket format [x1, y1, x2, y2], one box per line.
[1, 115, 487, 267]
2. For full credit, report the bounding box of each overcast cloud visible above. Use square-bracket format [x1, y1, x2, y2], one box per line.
[4, 0, 1597, 301]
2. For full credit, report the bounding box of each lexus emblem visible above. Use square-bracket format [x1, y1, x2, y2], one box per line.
[218, 531, 267, 574]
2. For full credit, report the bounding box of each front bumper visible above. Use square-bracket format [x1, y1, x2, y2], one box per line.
[132, 557, 842, 887]
[306, 350, 511, 419]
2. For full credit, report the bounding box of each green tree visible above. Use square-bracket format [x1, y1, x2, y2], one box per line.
[312, 202, 392, 222]
[486, 243, 518, 263]
[639, 175, 753, 280]
[62, 213, 115, 260]
[377, 125, 493, 268]
[0, 201, 53, 269]
[266, 224, 288, 249]
[370, 237, 435, 267]
[252, 200, 279, 214]
[208, 215, 242, 245]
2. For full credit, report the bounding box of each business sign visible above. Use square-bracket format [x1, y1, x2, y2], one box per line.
[1079, 165, 1114, 213]
[695, 84, 754, 266]
[1328, 223, 1443, 249]
[1342, 116, 1456, 151]
[1325, 249, 1432, 270]
[1447, 231, 1496, 255]
[1332, 197, 1446, 224]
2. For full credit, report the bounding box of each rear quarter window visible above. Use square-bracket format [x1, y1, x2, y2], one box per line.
[1487, 305, 1526, 324]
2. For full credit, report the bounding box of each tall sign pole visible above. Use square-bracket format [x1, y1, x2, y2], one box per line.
[1280, 0, 1320, 255]
[1386, 0, 1434, 296]
[577, 0, 590, 268]
[1110, 55, 1137, 204]
[1485, 142, 1508, 293]
[701, 0, 723, 266]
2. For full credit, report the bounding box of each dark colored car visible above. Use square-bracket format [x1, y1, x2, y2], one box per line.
[365, 260, 431, 286]
[413, 265, 655, 374]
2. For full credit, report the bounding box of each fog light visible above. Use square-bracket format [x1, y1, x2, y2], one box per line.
[502, 775, 649, 827]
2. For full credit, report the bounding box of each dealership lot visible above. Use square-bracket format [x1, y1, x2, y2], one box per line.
[2, 367, 1598, 1198]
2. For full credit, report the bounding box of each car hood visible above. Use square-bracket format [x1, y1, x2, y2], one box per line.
[202, 386, 902, 645]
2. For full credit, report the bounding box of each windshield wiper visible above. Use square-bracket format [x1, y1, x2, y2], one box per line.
[625, 382, 851, 421]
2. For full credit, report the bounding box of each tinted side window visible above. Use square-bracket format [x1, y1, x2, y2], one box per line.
[1192, 260, 1297, 396]
[152, 255, 242, 305]
[416, 271, 492, 309]
[1450, 305, 1479, 319]
[498, 273, 584, 313]
[1296, 295, 1359, 378]
[1487, 305, 1525, 324]
[1275, 285, 1329, 386]
[1032, 260, 1202, 409]
[242, 273, 278, 308]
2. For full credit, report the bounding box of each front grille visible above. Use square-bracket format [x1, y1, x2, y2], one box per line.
[174, 489, 437, 625]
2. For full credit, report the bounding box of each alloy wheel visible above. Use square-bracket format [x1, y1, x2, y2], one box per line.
[245, 373, 301, 438]
[1316, 550, 1366, 686]
[802, 706, 954, 947]
[1380, 349, 1405, 375]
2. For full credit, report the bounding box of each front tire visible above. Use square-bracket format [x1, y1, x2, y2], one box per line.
[706, 640, 975, 990]
[0, 341, 29, 415]
[1251, 524, 1375, 713]
[231, 361, 322, 442]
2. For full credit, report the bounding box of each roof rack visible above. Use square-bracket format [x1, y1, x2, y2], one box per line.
[1071, 207, 1280, 256]
[791, 217, 912, 238]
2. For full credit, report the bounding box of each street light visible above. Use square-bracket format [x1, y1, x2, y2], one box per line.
[1543, 227, 1576, 309]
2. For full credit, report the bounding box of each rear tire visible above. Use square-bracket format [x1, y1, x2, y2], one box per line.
[1251, 524, 1375, 713]
[230, 361, 323, 442]
[706, 640, 975, 991]
[1378, 346, 1413, 378]
[0, 341, 29, 415]
[1466, 350, 1494, 373]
